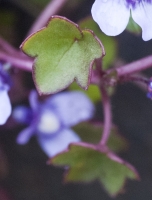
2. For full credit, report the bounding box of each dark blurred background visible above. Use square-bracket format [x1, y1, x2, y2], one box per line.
[1, 0, 152, 199]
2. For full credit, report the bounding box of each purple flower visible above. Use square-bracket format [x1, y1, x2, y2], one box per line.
[0, 63, 11, 125]
[13, 90, 94, 157]
[147, 78, 152, 99]
[91, 0, 152, 41]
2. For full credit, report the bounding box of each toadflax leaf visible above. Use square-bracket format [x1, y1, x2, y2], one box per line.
[21, 15, 104, 95]
[50, 144, 139, 196]
[79, 16, 118, 70]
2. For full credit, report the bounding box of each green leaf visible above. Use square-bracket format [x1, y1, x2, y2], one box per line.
[69, 82, 101, 103]
[51, 145, 138, 196]
[73, 122, 128, 153]
[79, 16, 117, 70]
[21, 16, 104, 95]
[126, 16, 141, 35]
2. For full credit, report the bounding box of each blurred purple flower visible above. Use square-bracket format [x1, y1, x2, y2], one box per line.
[91, 0, 152, 41]
[13, 90, 94, 157]
[147, 78, 152, 99]
[0, 63, 11, 125]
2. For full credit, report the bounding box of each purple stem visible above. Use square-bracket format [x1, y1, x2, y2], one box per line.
[108, 55, 152, 77]
[91, 58, 112, 147]
[27, 0, 68, 36]
[0, 51, 32, 72]
[0, 38, 19, 56]
[99, 85, 112, 146]
[119, 75, 149, 84]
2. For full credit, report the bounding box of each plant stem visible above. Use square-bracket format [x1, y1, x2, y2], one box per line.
[99, 86, 112, 146]
[0, 38, 19, 56]
[27, 0, 68, 36]
[121, 75, 148, 83]
[0, 52, 32, 72]
[108, 55, 152, 78]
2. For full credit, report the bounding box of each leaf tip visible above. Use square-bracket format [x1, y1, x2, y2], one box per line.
[84, 29, 106, 58]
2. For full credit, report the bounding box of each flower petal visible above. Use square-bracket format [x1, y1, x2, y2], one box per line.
[91, 0, 130, 36]
[37, 110, 60, 134]
[46, 91, 94, 127]
[16, 125, 35, 144]
[29, 90, 39, 112]
[131, 2, 152, 41]
[37, 128, 80, 157]
[0, 90, 11, 125]
[13, 106, 32, 124]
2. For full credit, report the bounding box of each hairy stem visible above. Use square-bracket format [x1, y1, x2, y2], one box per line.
[99, 86, 112, 146]
[27, 0, 68, 36]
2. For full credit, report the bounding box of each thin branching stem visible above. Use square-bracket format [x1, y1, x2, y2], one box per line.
[91, 58, 112, 147]
[99, 85, 112, 146]
[0, 38, 20, 56]
[108, 55, 152, 78]
[0, 51, 32, 72]
[119, 75, 149, 84]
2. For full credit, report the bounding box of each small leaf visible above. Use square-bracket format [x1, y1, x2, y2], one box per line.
[51, 144, 138, 196]
[126, 16, 141, 35]
[79, 16, 117, 70]
[21, 16, 104, 95]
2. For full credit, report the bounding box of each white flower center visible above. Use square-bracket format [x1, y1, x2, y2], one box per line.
[38, 110, 60, 134]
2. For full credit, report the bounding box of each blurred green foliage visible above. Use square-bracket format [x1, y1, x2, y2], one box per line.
[51, 144, 138, 196]
[73, 122, 128, 153]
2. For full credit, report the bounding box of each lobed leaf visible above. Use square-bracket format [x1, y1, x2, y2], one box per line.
[79, 16, 117, 70]
[51, 144, 138, 196]
[21, 16, 104, 95]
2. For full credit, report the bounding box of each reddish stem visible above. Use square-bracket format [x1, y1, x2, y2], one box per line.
[108, 55, 152, 78]
[99, 85, 112, 146]
[0, 38, 19, 56]
[0, 51, 32, 72]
